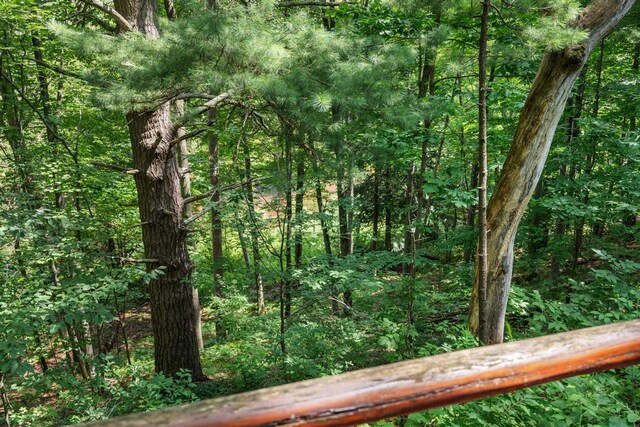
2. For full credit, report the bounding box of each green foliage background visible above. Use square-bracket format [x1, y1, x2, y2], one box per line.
[0, 0, 639, 425]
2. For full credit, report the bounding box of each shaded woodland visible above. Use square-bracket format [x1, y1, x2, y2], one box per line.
[0, 0, 639, 425]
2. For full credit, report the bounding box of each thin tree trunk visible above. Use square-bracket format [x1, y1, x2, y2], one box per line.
[551, 69, 587, 281]
[333, 105, 353, 315]
[32, 36, 66, 207]
[623, 42, 640, 236]
[372, 166, 380, 250]
[464, 160, 478, 263]
[336, 144, 353, 316]
[468, 0, 635, 344]
[415, 11, 439, 238]
[0, 373, 10, 427]
[311, 147, 332, 258]
[403, 164, 416, 277]
[384, 167, 392, 252]
[311, 145, 338, 315]
[294, 146, 304, 286]
[209, 108, 224, 298]
[177, 101, 192, 218]
[631, 42, 640, 132]
[50, 258, 89, 379]
[573, 41, 605, 275]
[176, 101, 204, 350]
[403, 164, 416, 354]
[242, 123, 264, 314]
[65, 322, 89, 380]
[1, 48, 35, 199]
[163, 0, 177, 19]
[0, 76, 30, 194]
[347, 163, 354, 255]
[34, 335, 49, 373]
[284, 125, 294, 319]
[236, 210, 251, 270]
[475, 0, 491, 344]
[113, 292, 132, 365]
[76, 321, 96, 377]
[528, 181, 548, 256]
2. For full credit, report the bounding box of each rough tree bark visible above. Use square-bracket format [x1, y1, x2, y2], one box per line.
[166, 0, 204, 352]
[114, 0, 205, 379]
[468, 0, 636, 344]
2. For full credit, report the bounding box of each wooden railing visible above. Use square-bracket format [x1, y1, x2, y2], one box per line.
[86, 319, 640, 427]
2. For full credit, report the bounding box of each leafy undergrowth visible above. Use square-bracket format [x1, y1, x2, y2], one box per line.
[5, 249, 640, 426]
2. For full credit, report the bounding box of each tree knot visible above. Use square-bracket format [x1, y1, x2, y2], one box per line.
[565, 45, 586, 67]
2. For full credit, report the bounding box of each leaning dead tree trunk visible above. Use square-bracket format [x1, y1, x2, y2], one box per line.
[469, 0, 636, 344]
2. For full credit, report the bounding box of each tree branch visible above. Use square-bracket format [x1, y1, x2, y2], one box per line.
[168, 128, 208, 147]
[113, 257, 159, 264]
[30, 58, 90, 82]
[78, 0, 134, 32]
[0, 71, 76, 160]
[277, 1, 352, 7]
[183, 176, 268, 205]
[91, 161, 139, 175]
[183, 206, 212, 226]
[195, 92, 232, 115]
[172, 92, 231, 130]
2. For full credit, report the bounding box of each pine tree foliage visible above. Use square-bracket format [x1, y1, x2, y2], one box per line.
[0, 0, 639, 424]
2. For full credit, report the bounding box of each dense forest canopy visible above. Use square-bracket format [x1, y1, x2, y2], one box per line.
[0, 0, 639, 425]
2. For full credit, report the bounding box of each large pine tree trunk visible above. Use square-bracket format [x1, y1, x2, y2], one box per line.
[115, 0, 204, 379]
[468, 0, 635, 344]
[127, 107, 204, 379]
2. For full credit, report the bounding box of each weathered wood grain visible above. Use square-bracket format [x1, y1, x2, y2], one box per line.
[84, 319, 640, 427]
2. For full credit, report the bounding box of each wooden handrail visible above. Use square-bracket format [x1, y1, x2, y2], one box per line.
[86, 319, 640, 427]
